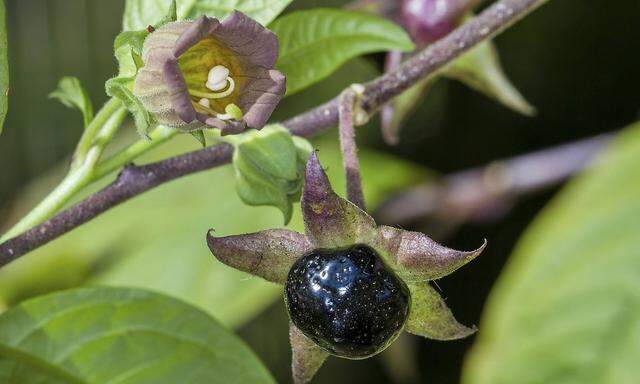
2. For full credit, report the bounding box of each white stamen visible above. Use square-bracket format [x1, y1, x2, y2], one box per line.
[206, 65, 230, 91]
[190, 77, 235, 99]
[216, 112, 233, 120]
[198, 98, 211, 108]
[189, 64, 236, 101]
[206, 79, 228, 91]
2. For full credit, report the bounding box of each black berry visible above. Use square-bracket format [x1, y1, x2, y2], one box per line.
[284, 244, 410, 359]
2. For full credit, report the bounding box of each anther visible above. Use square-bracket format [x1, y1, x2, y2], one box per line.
[198, 98, 211, 108]
[188, 64, 236, 100]
[206, 65, 230, 91]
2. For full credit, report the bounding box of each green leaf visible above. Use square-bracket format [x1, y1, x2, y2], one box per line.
[443, 39, 535, 116]
[0, 1, 8, 135]
[49, 77, 94, 128]
[271, 9, 415, 95]
[0, 287, 275, 383]
[123, 0, 292, 31]
[463, 122, 640, 384]
[231, 124, 310, 224]
[190, 129, 207, 147]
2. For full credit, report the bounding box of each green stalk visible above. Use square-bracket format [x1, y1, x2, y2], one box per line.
[93, 125, 177, 179]
[1, 100, 127, 241]
[71, 98, 123, 170]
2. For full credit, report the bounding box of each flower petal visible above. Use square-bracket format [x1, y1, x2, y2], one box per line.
[290, 323, 329, 384]
[238, 68, 286, 129]
[405, 281, 476, 340]
[135, 21, 204, 129]
[301, 152, 377, 248]
[163, 16, 223, 125]
[215, 10, 279, 68]
[206, 229, 310, 284]
[164, 57, 197, 123]
[173, 16, 221, 57]
[376, 225, 486, 280]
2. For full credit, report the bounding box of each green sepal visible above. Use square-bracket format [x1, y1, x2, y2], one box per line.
[443, 38, 535, 116]
[106, 38, 153, 137]
[157, 0, 178, 27]
[190, 129, 207, 147]
[230, 124, 312, 224]
[405, 281, 476, 340]
[49, 76, 94, 128]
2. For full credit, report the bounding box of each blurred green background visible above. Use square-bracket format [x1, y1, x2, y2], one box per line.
[0, 0, 639, 383]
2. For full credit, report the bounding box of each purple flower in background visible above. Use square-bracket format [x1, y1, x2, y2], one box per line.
[400, 0, 468, 45]
[134, 11, 285, 134]
[354, 0, 476, 46]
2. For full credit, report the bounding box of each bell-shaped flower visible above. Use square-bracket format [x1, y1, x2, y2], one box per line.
[134, 11, 285, 134]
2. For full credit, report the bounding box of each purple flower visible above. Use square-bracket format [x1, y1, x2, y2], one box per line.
[133, 11, 286, 134]
[207, 153, 486, 383]
[400, 0, 468, 45]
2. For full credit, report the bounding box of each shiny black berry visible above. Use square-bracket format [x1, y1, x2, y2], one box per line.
[284, 244, 410, 359]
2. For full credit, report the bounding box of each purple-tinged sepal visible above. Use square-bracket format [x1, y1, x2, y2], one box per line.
[207, 229, 310, 284]
[301, 152, 377, 248]
[405, 281, 476, 340]
[375, 225, 486, 281]
[290, 323, 329, 384]
[133, 11, 285, 135]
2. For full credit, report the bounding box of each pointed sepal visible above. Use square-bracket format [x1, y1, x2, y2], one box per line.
[376, 225, 486, 281]
[290, 323, 329, 384]
[444, 39, 535, 116]
[406, 281, 476, 340]
[381, 76, 432, 145]
[206, 229, 310, 284]
[301, 152, 377, 248]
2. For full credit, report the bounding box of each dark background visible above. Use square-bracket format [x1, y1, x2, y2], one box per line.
[1, 0, 639, 383]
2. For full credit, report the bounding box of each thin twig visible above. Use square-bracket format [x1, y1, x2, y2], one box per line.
[0, 0, 549, 265]
[0, 144, 234, 265]
[338, 87, 366, 210]
[374, 134, 613, 227]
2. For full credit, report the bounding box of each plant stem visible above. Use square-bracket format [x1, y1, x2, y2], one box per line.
[0, 0, 550, 265]
[0, 102, 127, 241]
[338, 87, 366, 210]
[71, 98, 123, 170]
[0, 144, 234, 264]
[374, 134, 613, 227]
[93, 125, 177, 179]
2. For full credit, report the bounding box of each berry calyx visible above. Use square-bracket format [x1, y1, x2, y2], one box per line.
[285, 244, 410, 359]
